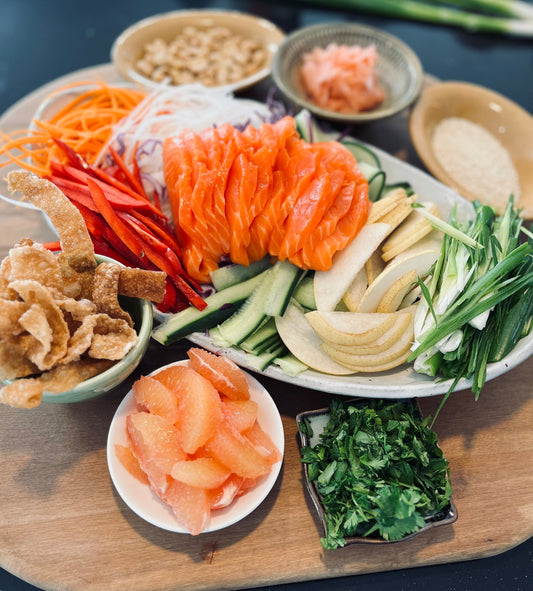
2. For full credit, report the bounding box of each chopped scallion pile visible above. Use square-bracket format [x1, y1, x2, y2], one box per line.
[409, 198, 533, 422]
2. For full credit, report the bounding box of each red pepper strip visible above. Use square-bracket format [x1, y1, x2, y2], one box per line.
[91, 166, 164, 218]
[128, 209, 182, 256]
[46, 175, 99, 212]
[92, 239, 134, 267]
[86, 177, 145, 260]
[52, 138, 164, 218]
[158, 281, 177, 314]
[52, 138, 95, 173]
[42, 241, 61, 251]
[108, 145, 149, 201]
[117, 211, 169, 256]
[58, 166, 159, 214]
[70, 201, 108, 241]
[135, 235, 206, 310]
[101, 226, 150, 269]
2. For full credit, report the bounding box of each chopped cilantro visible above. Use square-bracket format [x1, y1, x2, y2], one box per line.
[300, 399, 452, 550]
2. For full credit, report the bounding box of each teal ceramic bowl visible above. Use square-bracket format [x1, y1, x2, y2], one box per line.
[40, 254, 153, 403]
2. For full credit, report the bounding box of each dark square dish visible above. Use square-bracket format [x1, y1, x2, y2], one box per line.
[296, 398, 458, 546]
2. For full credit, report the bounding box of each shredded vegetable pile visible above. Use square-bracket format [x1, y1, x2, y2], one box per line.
[0, 81, 146, 175]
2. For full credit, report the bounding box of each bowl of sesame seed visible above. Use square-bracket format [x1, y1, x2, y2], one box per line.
[409, 81, 533, 218]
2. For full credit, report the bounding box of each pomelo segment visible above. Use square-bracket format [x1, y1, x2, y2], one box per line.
[171, 458, 231, 489]
[152, 363, 192, 393]
[127, 412, 186, 494]
[204, 419, 272, 479]
[187, 347, 250, 400]
[176, 369, 223, 454]
[114, 443, 149, 485]
[162, 479, 211, 536]
[208, 473, 245, 510]
[245, 421, 283, 464]
[221, 398, 258, 433]
[132, 375, 179, 424]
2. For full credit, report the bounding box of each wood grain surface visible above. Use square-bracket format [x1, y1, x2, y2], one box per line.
[0, 66, 531, 591]
[1, 336, 532, 591]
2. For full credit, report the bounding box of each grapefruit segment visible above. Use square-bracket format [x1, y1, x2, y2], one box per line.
[171, 457, 231, 489]
[245, 421, 283, 464]
[152, 363, 192, 394]
[221, 398, 258, 433]
[114, 443, 149, 485]
[204, 419, 272, 479]
[208, 473, 245, 510]
[176, 368, 223, 454]
[187, 347, 250, 400]
[162, 479, 211, 536]
[132, 375, 179, 424]
[126, 412, 186, 494]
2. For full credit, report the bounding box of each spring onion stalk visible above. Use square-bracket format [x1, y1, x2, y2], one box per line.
[302, 0, 533, 37]
[408, 198, 533, 419]
[431, 0, 533, 19]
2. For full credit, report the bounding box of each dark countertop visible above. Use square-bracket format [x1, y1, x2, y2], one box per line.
[0, 1, 531, 590]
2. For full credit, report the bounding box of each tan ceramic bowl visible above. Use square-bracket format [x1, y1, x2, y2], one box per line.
[111, 9, 285, 93]
[410, 81, 533, 218]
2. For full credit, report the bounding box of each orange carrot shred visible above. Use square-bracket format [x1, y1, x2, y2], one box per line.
[0, 80, 146, 175]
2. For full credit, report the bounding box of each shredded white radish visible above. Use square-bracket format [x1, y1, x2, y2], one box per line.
[96, 83, 273, 217]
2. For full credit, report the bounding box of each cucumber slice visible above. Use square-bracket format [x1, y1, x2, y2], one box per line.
[341, 139, 381, 168]
[294, 109, 336, 143]
[209, 257, 272, 291]
[239, 317, 278, 353]
[292, 275, 316, 310]
[358, 161, 386, 203]
[218, 268, 275, 345]
[383, 181, 415, 198]
[151, 270, 269, 345]
[246, 342, 288, 371]
[273, 353, 309, 376]
[264, 260, 305, 317]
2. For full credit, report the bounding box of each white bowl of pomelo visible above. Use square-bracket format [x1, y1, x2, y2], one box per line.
[107, 349, 284, 534]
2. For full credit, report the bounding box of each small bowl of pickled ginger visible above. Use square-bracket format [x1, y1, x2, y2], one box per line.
[271, 23, 423, 124]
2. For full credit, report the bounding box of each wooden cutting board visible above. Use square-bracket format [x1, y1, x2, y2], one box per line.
[1, 337, 532, 591]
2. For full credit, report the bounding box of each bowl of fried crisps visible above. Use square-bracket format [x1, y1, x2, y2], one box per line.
[0, 250, 155, 407]
[0, 171, 167, 408]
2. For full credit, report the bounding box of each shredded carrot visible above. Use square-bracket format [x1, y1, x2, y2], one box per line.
[0, 80, 146, 176]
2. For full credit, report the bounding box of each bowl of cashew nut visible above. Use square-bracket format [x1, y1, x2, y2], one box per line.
[112, 9, 286, 92]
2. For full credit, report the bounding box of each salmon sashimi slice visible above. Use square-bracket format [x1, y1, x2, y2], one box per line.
[197, 126, 230, 253]
[163, 136, 194, 245]
[268, 138, 319, 257]
[308, 181, 370, 270]
[279, 167, 345, 261]
[225, 152, 258, 266]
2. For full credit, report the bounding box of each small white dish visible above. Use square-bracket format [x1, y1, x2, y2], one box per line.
[107, 359, 284, 533]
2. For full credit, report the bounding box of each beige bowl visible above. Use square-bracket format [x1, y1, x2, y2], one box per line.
[111, 9, 285, 93]
[410, 81, 533, 218]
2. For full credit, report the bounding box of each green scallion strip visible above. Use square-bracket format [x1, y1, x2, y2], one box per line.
[302, 0, 533, 37]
